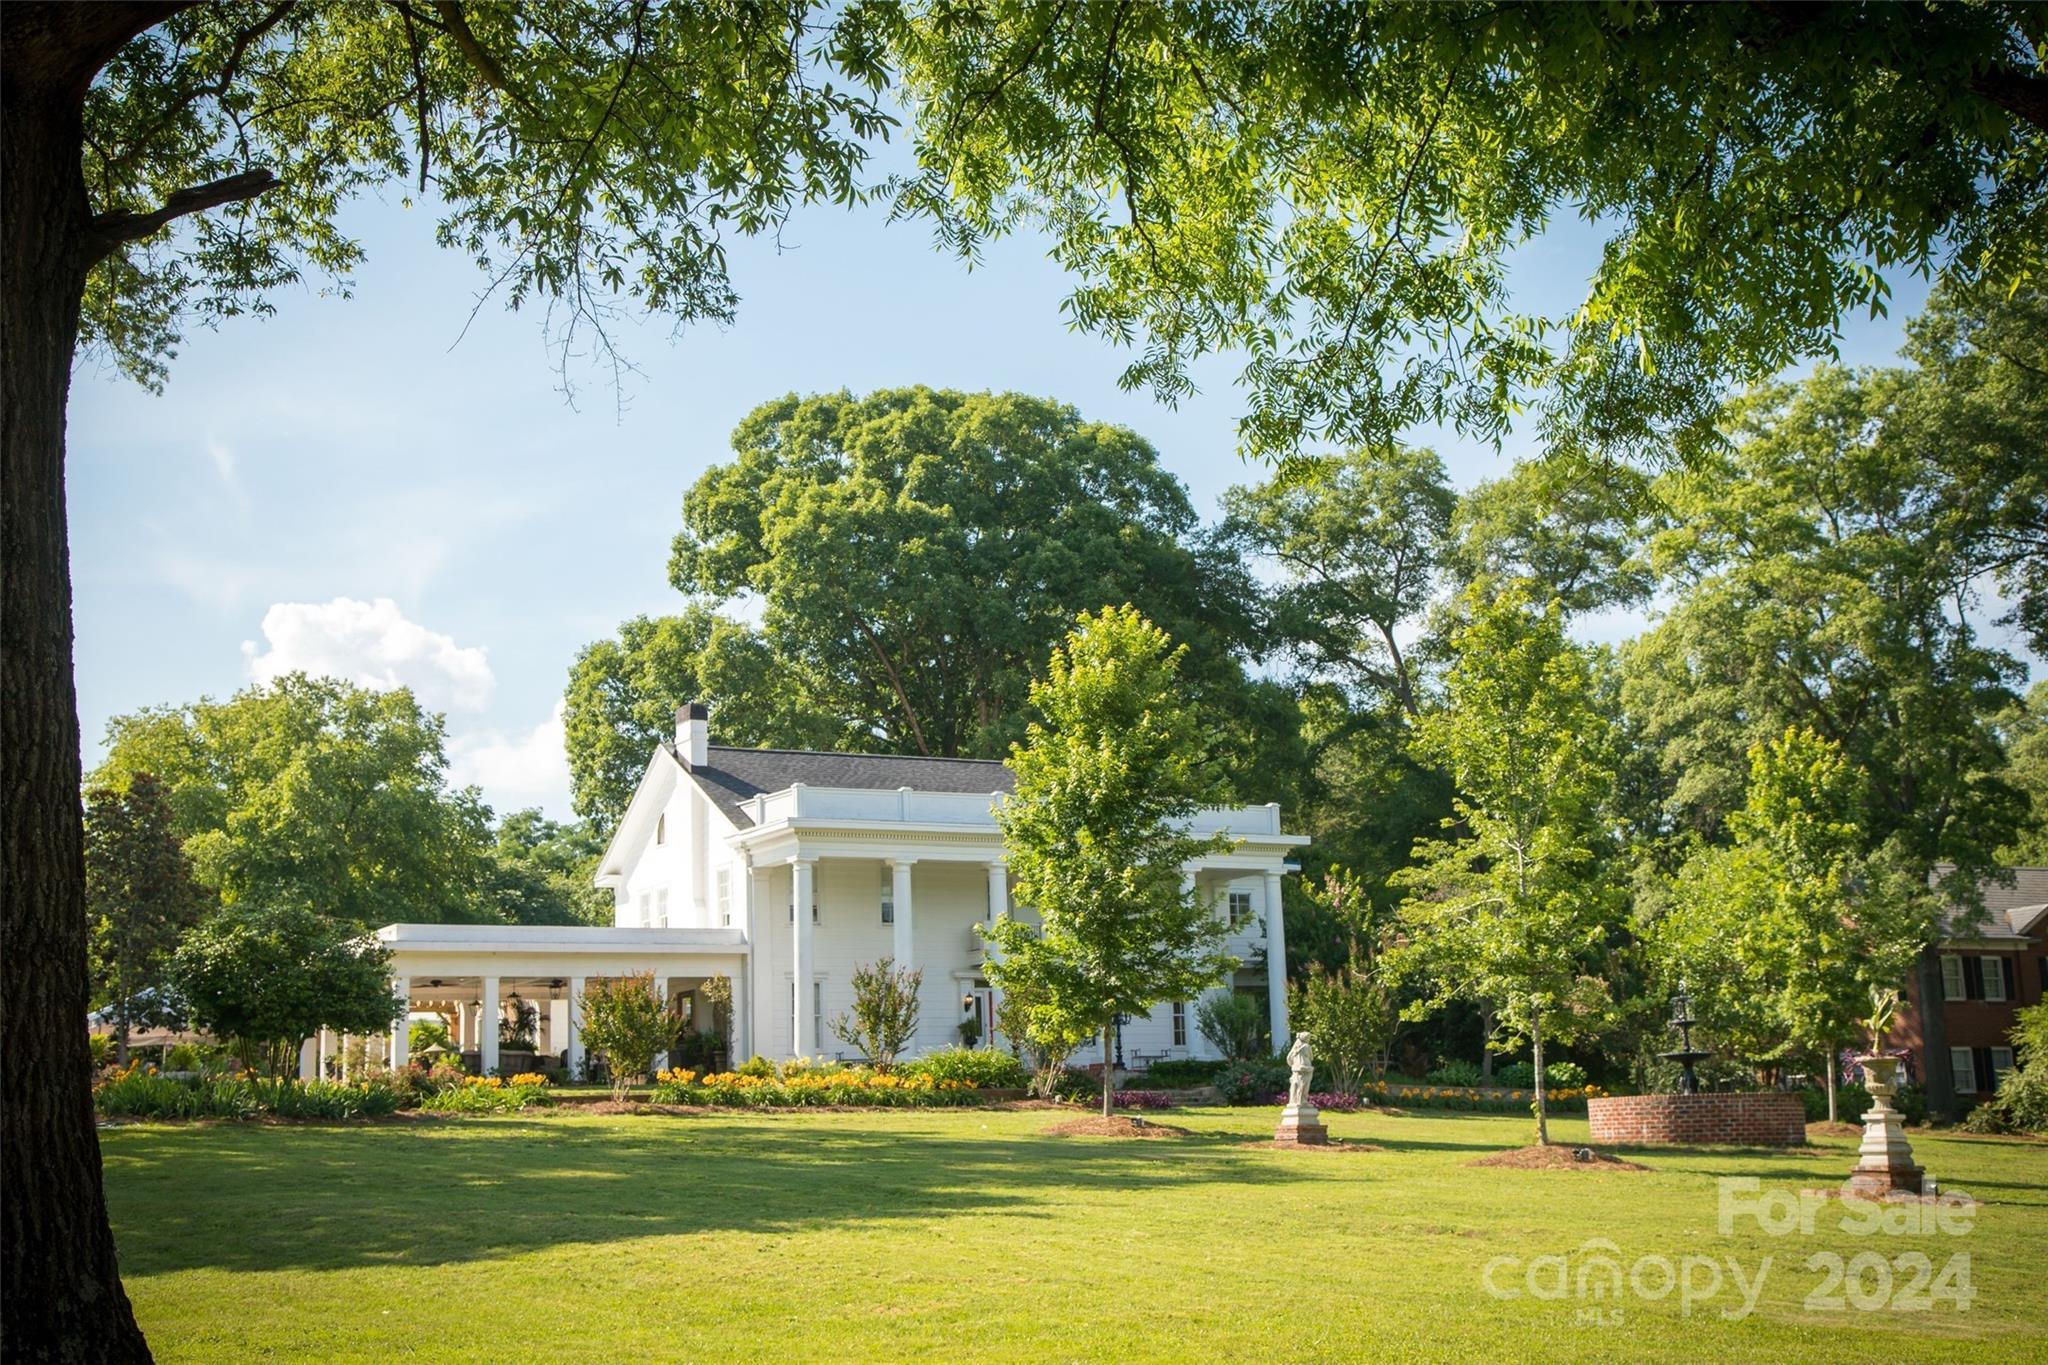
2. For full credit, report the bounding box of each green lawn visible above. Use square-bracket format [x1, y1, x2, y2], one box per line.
[102, 1106, 2046, 1362]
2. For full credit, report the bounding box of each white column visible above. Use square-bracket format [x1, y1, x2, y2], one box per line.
[1264, 869, 1289, 1050]
[891, 858, 916, 969]
[318, 1028, 332, 1080]
[653, 974, 671, 1074]
[480, 975, 501, 1077]
[298, 1036, 318, 1081]
[731, 960, 749, 1065]
[389, 976, 410, 1071]
[792, 857, 816, 1056]
[549, 998, 568, 1064]
[565, 975, 586, 1079]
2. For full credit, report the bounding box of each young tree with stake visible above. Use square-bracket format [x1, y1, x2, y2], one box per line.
[986, 607, 1236, 1120]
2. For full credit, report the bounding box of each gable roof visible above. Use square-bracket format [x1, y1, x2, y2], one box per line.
[679, 743, 1014, 828]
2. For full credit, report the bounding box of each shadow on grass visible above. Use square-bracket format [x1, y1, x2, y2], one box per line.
[102, 1113, 1318, 1277]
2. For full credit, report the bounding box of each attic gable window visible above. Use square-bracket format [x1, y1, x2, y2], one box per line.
[656, 813, 666, 845]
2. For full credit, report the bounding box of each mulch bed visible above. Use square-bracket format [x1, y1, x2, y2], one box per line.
[1044, 1115, 1189, 1138]
[1806, 1121, 1863, 1139]
[1467, 1144, 1648, 1171]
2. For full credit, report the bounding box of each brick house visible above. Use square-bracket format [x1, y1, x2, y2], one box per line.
[1889, 867, 2048, 1101]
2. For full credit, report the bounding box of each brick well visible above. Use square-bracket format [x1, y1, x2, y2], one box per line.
[1586, 1093, 1806, 1147]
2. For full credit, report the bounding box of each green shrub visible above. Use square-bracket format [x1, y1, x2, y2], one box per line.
[1491, 1061, 1586, 1090]
[93, 1069, 407, 1120]
[1051, 1067, 1101, 1103]
[1962, 1065, 2048, 1135]
[1140, 1059, 1226, 1088]
[1215, 1056, 1288, 1105]
[736, 1054, 777, 1078]
[649, 1067, 987, 1107]
[1544, 1061, 1587, 1088]
[1799, 1084, 1874, 1123]
[898, 1046, 1027, 1089]
[419, 1077, 555, 1113]
[88, 1033, 113, 1068]
[1196, 994, 1267, 1062]
[1425, 1060, 1483, 1088]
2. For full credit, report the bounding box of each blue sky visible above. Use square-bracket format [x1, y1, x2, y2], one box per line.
[68, 178, 1999, 823]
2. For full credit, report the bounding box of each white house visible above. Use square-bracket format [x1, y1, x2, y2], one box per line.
[329, 703, 1307, 1079]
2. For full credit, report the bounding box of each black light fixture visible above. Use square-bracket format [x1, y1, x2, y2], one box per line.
[1661, 981, 1711, 1095]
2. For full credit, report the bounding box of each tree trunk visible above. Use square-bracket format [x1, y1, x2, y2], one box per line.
[1531, 1020, 1549, 1146]
[2, 23, 154, 1360]
[1915, 947, 1955, 1122]
[1478, 1003, 1494, 1082]
[1100, 1024, 1114, 1119]
[1825, 1040, 1838, 1124]
[114, 1021, 129, 1069]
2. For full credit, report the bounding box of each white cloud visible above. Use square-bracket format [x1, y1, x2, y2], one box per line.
[241, 596, 495, 712]
[448, 700, 573, 817]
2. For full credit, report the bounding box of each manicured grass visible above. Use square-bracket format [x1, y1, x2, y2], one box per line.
[102, 1106, 2046, 1362]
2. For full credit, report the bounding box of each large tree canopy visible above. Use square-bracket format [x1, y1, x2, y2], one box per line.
[93, 673, 501, 930]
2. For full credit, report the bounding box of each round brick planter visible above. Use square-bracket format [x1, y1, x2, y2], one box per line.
[1587, 1092, 1806, 1147]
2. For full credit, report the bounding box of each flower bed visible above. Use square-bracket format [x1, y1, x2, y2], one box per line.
[419, 1074, 555, 1113]
[94, 1065, 405, 1120]
[650, 1066, 984, 1107]
[1112, 1089, 1176, 1110]
[1362, 1081, 1607, 1113]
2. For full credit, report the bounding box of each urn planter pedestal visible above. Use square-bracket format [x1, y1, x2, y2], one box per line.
[1846, 1055, 1924, 1197]
[1275, 1101, 1328, 1146]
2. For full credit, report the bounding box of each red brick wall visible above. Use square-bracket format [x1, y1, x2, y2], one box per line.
[1587, 1093, 1806, 1147]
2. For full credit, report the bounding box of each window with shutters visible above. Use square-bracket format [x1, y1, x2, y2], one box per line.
[1941, 955, 1966, 1001]
[1990, 1047, 2016, 1085]
[1950, 1047, 1979, 1093]
[1981, 956, 2007, 1003]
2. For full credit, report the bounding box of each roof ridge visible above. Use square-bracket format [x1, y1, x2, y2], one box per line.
[702, 743, 1009, 766]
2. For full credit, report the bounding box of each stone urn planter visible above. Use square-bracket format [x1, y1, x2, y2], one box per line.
[1847, 1054, 1923, 1196]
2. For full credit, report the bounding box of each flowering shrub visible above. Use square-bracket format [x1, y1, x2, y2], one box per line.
[896, 1046, 1028, 1089]
[650, 1066, 985, 1108]
[419, 1074, 554, 1113]
[1215, 1057, 1289, 1105]
[1112, 1090, 1176, 1110]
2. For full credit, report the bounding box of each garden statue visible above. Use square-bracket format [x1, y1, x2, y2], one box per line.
[1275, 1031, 1328, 1146]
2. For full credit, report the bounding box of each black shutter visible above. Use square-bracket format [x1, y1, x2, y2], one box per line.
[2002, 957, 2016, 1002]
[1974, 1047, 1995, 1094]
[1963, 956, 1983, 1000]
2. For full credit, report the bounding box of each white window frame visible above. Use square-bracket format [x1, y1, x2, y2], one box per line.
[655, 888, 669, 928]
[881, 867, 895, 925]
[1950, 1046, 1979, 1094]
[1228, 891, 1254, 930]
[1941, 955, 1966, 1002]
[637, 891, 651, 926]
[1990, 1046, 2016, 1085]
[1171, 1000, 1187, 1048]
[1981, 956, 2007, 1003]
[716, 868, 731, 926]
[813, 980, 824, 1052]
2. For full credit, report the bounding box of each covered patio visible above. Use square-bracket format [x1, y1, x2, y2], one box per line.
[304, 924, 749, 1080]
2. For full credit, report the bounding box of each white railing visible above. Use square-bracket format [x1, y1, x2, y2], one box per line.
[746, 783, 1285, 837]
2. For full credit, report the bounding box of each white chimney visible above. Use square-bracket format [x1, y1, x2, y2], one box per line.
[676, 701, 709, 766]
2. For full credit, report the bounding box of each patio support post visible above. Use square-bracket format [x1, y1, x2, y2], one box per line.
[318, 1029, 332, 1080]
[389, 975, 410, 1071]
[793, 857, 816, 1056]
[298, 1037, 318, 1081]
[891, 858, 916, 973]
[566, 975, 586, 1080]
[653, 975, 671, 1073]
[731, 960, 749, 1064]
[481, 975, 501, 1077]
[1264, 870, 1289, 1049]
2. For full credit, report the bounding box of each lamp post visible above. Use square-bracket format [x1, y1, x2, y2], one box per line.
[1661, 982, 1711, 1095]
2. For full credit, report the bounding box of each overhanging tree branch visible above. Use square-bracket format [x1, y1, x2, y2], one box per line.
[87, 168, 277, 257]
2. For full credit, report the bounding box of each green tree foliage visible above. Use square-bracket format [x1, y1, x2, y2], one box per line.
[1393, 588, 1623, 1144]
[1653, 729, 1924, 1120]
[986, 607, 1236, 1117]
[1286, 868, 1400, 1093]
[667, 387, 1281, 775]
[1997, 683, 2048, 866]
[1445, 458, 1652, 615]
[93, 674, 500, 929]
[485, 809, 613, 927]
[170, 905, 402, 1077]
[890, 3, 2047, 463]
[576, 972, 683, 1100]
[562, 607, 840, 829]
[830, 958, 923, 1069]
[84, 773, 213, 1064]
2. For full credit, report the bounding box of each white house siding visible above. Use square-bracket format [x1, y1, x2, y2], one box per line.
[617, 772, 745, 931]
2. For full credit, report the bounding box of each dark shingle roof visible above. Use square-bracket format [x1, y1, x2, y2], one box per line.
[679, 744, 1013, 827]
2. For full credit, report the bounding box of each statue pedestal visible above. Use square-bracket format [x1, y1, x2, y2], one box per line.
[1275, 1102, 1328, 1146]
[1846, 1056, 1922, 1196]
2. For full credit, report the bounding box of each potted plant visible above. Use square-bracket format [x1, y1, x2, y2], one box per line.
[958, 1017, 983, 1048]
[1856, 988, 1902, 1091]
